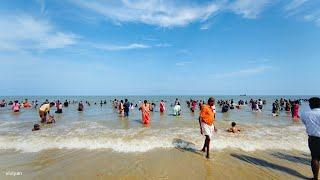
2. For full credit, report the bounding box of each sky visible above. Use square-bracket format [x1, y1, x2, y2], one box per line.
[0, 0, 320, 96]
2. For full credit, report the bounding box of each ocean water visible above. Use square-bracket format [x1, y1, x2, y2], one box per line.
[0, 95, 314, 154]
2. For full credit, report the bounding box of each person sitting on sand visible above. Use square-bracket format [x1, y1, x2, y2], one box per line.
[47, 115, 55, 124]
[32, 124, 40, 131]
[227, 122, 241, 133]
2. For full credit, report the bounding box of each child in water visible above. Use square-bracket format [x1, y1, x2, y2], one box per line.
[32, 124, 40, 131]
[47, 115, 56, 124]
[227, 122, 241, 133]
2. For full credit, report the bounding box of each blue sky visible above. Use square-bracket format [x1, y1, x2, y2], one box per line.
[0, 0, 320, 96]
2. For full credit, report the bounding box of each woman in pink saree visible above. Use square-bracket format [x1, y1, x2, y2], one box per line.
[292, 100, 300, 118]
[140, 100, 150, 124]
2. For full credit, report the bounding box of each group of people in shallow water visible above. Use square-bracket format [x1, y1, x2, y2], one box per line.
[0, 97, 306, 131]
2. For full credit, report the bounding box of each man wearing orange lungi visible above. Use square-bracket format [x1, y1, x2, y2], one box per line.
[199, 97, 217, 158]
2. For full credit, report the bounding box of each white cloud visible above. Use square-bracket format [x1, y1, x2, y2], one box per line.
[155, 43, 172, 47]
[304, 11, 320, 26]
[142, 37, 158, 41]
[93, 43, 150, 51]
[210, 65, 272, 79]
[200, 22, 211, 30]
[0, 14, 77, 51]
[70, 0, 220, 27]
[175, 61, 192, 66]
[282, 1, 320, 26]
[229, 0, 270, 19]
[285, 0, 308, 11]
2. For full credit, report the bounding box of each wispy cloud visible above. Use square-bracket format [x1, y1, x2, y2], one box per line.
[0, 14, 77, 51]
[35, 0, 47, 14]
[200, 22, 212, 30]
[282, 0, 320, 26]
[210, 65, 272, 79]
[175, 61, 192, 66]
[93, 43, 150, 51]
[70, 0, 220, 27]
[304, 11, 320, 26]
[285, 0, 308, 11]
[155, 43, 172, 47]
[142, 37, 158, 41]
[229, 0, 270, 19]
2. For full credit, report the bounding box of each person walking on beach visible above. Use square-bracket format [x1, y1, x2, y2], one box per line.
[199, 97, 217, 159]
[39, 102, 55, 123]
[301, 97, 320, 180]
[139, 100, 150, 124]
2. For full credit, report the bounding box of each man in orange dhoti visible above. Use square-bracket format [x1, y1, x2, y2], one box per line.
[140, 100, 150, 124]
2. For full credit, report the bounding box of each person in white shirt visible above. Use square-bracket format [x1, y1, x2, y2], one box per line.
[173, 102, 181, 116]
[301, 97, 320, 180]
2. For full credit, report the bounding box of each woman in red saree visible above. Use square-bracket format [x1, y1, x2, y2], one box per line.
[140, 100, 150, 124]
[160, 100, 165, 113]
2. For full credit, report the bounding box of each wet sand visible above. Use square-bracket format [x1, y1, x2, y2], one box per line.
[0, 147, 312, 180]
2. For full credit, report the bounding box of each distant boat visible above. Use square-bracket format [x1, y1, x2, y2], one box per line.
[240, 94, 246, 96]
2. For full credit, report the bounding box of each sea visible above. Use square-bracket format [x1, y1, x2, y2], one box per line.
[0, 95, 316, 179]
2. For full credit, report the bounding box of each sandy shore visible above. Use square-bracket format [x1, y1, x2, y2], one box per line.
[0, 146, 312, 180]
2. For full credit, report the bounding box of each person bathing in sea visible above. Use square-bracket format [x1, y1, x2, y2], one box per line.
[139, 100, 150, 124]
[32, 124, 40, 131]
[47, 115, 55, 124]
[39, 102, 55, 123]
[227, 122, 241, 133]
[12, 100, 20, 112]
[272, 110, 279, 116]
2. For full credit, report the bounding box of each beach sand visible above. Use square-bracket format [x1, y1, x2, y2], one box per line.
[0, 148, 312, 180]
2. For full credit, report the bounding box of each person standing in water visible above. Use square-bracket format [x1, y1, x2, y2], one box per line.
[39, 102, 55, 123]
[160, 100, 165, 113]
[199, 97, 217, 159]
[301, 97, 320, 180]
[139, 100, 150, 124]
[123, 99, 130, 117]
[292, 100, 300, 118]
[119, 100, 124, 116]
[12, 100, 20, 112]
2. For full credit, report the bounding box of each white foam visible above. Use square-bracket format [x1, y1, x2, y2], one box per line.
[0, 126, 309, 153]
